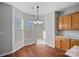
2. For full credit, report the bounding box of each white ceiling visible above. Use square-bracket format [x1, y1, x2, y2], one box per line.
[6, 2, 78, 16]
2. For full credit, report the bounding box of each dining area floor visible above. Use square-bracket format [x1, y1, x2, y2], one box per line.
[4, 44, 68, 57]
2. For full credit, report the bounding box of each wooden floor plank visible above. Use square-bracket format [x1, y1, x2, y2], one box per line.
[4, 44, 67, 57]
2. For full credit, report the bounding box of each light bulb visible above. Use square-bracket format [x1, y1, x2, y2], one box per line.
[33, 21, 37, 24]
[37, 20, 39, 23]
[39, 21, 43, 24]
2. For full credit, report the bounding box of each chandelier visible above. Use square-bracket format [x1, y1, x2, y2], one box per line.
[33, 6, 43, 24]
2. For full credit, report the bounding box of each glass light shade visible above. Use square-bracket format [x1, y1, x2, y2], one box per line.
[33, 21, 37, 24]
[39, 21, 43, 24]
[37, 20, 39, 23]
[33, 20, 43, 24]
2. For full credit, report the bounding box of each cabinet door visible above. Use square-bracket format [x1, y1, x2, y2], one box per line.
[55, 37, 62, 48]
[62, 39, 70, 50]
[70, 39, 79, 48]
[72, 12, 79, 30]
[63, 15, 71, 30]
[57, 16, 63, 30]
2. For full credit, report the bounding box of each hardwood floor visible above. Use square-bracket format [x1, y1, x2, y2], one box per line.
[4, 44, 68, 57]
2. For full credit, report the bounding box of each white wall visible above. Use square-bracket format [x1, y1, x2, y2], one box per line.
[0, 2, 56, 56]
[45, 12, 55, 47]
[0, 3, 12, 55]
[12, 7, 24, 52]
[24, 15, 45, 45]
[34, 16, 45, 44]
[24, 14, 36, 46]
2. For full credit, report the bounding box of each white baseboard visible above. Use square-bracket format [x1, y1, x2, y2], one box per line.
[24, 42, 36, 46]
[0, 51, 12, 57]
[46, 43, 55, 48]
[0, 42, 53, 57]
[12, 42, 36, 53]
[0, 45, 24, 57]
[0, 43, 36, 57]
[12, 44, 25, 53]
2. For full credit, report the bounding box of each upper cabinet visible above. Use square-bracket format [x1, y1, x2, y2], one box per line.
[57, 12, 79, 30]
[72, 12, 79, 30]
[57, 16, 63, 30]
[63, 14, 72, 30]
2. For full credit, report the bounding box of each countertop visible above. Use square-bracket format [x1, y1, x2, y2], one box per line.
[56, 36, 79, 40]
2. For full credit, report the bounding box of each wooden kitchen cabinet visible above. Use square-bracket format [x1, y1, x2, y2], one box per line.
[57, 12, 79, 30]
[55, 36, 79, 50]
[57, 16, 63, 30]
[57, 15, 72, 30]
[72, 12, 79, 30]
[55, 36, 62, 48]
[55, 36, 70, 50]
[70, 39, 79, 48]
[63, 14, 72, 30]
[61, 38, 70, 50]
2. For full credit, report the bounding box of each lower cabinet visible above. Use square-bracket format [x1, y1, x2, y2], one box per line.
[70, 39, 79, 48]
[55, 38, 61, 48]
[61, 39, 71, 50]
[55, 36, 79, 50]
[55, 36, 71, 50]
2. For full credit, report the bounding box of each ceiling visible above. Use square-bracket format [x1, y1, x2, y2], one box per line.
[6, 2, 78, 16]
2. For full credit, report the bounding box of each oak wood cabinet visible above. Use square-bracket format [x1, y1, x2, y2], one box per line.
[63, 14, 72, 30]
[57, 12, 79, 30]
[72, 12, 79, 30]
[57, 15, 72, 30]
[61, 38, 70, 50]
[57, 16, 63, 30]
[55, 36, 70, 50]
[70, 39, 79, 48]
[55, 36, 79, 50]
[55, 36, 62, 48]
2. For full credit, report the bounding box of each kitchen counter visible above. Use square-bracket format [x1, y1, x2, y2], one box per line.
[56, 36, 79, 40]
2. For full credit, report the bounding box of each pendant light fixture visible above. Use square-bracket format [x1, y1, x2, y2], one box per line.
[33, 6, 43, 24]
